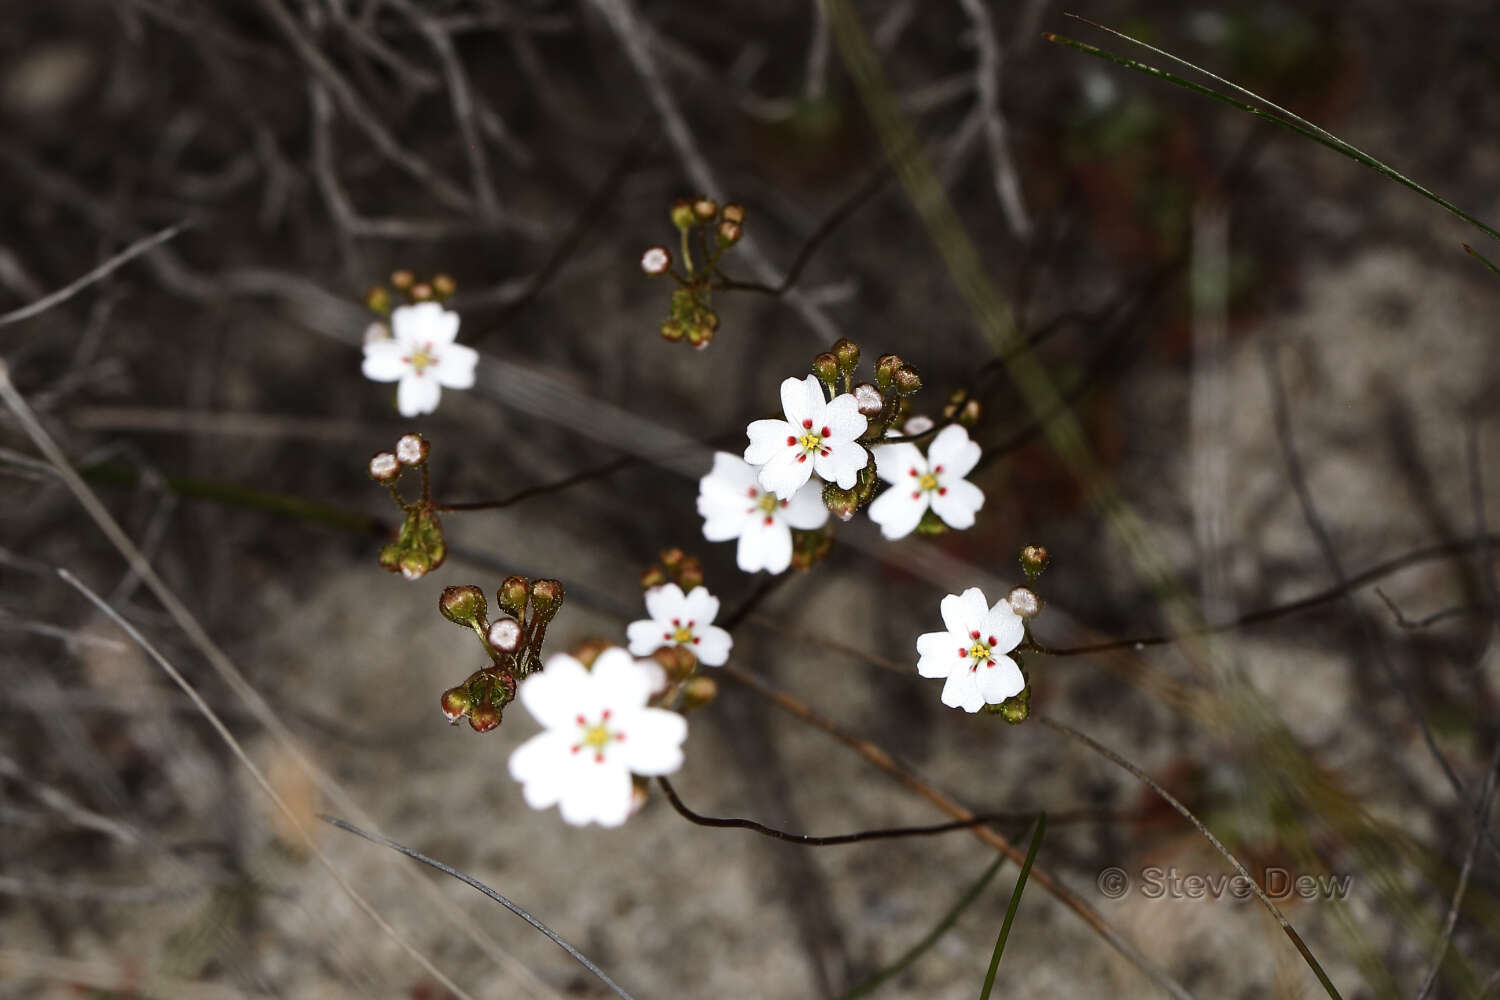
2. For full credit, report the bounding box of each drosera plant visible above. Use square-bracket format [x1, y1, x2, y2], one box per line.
[639, 197, 748, 349]
[361, 271, 478, 417]
[368, 433, 446, 580]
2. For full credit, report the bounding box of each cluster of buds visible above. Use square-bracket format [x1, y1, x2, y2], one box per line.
[641, 198, 746, 349]
[813, 339, 923, 521]
[437, 575, 566, 732]
[638, 546, 703, 592]
[364, 269, 457, 320]
[370, 434, 446, 580]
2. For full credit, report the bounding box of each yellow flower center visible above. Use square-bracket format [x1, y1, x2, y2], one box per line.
[919, 472, 939, 491]
[798, 431, 823, 452]
[672, 625, 694, 644]
[967, 640, 991, 661]
[407, 345, 434, 373]
[580, 722, 612, 751]
[757, 493, 779, 514]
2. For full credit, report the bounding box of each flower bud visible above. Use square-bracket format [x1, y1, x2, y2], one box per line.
[440, 585, 487, 627]
[670, 199, 696, 231]
[958, 399, 981, 426]
[852, 382, 883, 417]
[1019, 545, 1049, 580]
[721, 203, 745, 225]
[677, 556, 704, 592]
[812, 353, 839, 392]
[364, 321, 392, 346]
[468, 701, 501, 732]
[654, 645, 697, 681]
[487, 616, 523, 653]
[365, 285, 391, 316]
[875, 353, 903, 392]
[687, 323, 715, 350]
[440, 685, 470, 723]
[528, 578, 564, 620]
[998, 687, 1030, 724]
[822, 482, 859, 522]
[680, 675, 718, 711]
[892, 366, 922, 395]
[692, 198, 717, 221]
[390, 269, 415, 291]
[395, 433, 428, 466]
[497, 576, 529, 617]
[660, 320, 685, 343]
[1007, 586, 1040, 619]
[369, 451, 400, 483]
[659, 547, 684, 569]
[399, 550, 431, 581]
[640, 564, 666, 589]
[378, 543, 402, 572]
[431, 274, 456, 298]
[831, 338, 860, 377]
[570, 638, 611, 668]
[716, 220, 742, 247]
[410, 282, 433, 302]
[640, 246, 672, 276]
[902, 414, 935, 436]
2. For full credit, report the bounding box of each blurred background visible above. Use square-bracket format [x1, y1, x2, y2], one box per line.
[3, 0, 1500, 996]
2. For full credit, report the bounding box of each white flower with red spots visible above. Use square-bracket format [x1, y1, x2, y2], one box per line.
[869, 424, 984, 540]
[744, 375, 868, 499]
[697, 452, 828, 574]
[625, 583, 733, 666]
[508, 648, 687, 827]
[916, 587, 1025, 712]
[360, 302, 478, 417]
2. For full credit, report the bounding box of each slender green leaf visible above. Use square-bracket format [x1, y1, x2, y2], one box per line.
[979, 814, 1046, 1000]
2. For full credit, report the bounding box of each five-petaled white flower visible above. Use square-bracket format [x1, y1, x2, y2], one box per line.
[915, 587, 1025, 713]
[744, 375, 868, 499]
[626, 583, 733, 666]
[697, 452, 828, 574]
[361, 302, 478, 417]
[869, 424, 984, 540]
[508, 648, 688, 827]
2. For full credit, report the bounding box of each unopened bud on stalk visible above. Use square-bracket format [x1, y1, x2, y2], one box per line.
[678, 556, 704, 592]
[832, 338, 860, 377]
[468, 702, 501, 732]
[716, 220, 742, 247]
[692, 198, 718, 221]
[892, 366, 922, 395]
[721, 203, 745, 225]
[655, 645, 698, 681]
[1007, 586, 1040, 619]
[410, 282, 433, 302]
[378, 543, 402, 572]
[1019, 545, 1049, 581]
[640, 246, 672, 276]
[369, 451, 400, 483]
[439, 585, 487, 627]
[660, 320, 685, 342]
[822, 482, 859, 522]
[875, 353, 903, 392]
[852, 382, 883, 417]
[680, 675, 718, 710]
[812, 353, 839, 392]
[399, 551, 431, 581]
[640, 565, 667, 590]
[487, 616, 523, 653]
[431, 274, 456, 298]
[440, 685, 470, 723]
[365, 285, 391, 316]
[395, 433, 428, 465]
[670, 199, 695, 231]
[659, 547, 684, 569]
[390, 270, 415, 291]
[497, 576, 529, 617]
[528, 578, 564, 619]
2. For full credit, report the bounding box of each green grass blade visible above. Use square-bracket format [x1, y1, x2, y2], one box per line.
[1463, 243, 1500, 278]
[836, 853, 1009, 1000]
[978, 814, 1046, 1000]
[1043, 30, 1500, 245]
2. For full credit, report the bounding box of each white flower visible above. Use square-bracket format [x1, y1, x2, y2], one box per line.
[640, 246, 671, 275]
[508, 648, 688, 827]
[697, 452, 828, 574]
[868, 424, 984, 540]
[626, 582, 733, 666]
[915, 587, 1025, 712]
[744, 375, 868, 499]
[361, 302, 478, 417]
[368, 451, 399, 482]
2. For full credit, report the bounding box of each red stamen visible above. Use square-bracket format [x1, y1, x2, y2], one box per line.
[938, 487, 947, 496]
[786, 436, 796, 445]
[576, 714, 586, 725]
[764, 515, 773, 525]
[802, 419, 813, 429]
[797, 454, 807, 463]
[820, 426, 830, 438]
[970, 630, 980, 639]
[988, 636, 997, 646]
[602, 709, 611, 720]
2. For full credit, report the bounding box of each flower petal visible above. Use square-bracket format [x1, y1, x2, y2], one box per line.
[702, 505, 752, 543]
[745, 419, 794, 467]
[591, 647, 656, 708]
[692, 625, 732, 666]
[981, 602, 1026, 654]
[616, 707, 687, 775]
[396, 372, 441, 417]
[737, 516, 791, 573]
[929, 478, 984, 530]
[813, 439, 867, 490]
[702, 452, 760, 497]
[822, 393, 867, 442]
[519, 654, 593, 729]
[868, 484, 928, 540]
[558, 760, 633, 827]
[361, 342, 408, 382]
[682, 586, 720, 626]
[626, 619, 668, 657]
[393, 302, 460, 347]
[644, 583, 687, 624]
[927, 424, 981, 479]
[758, 446, 814, 499]
[872, 442, 925, 485]
[940, 668, 986, 713]
[434, 343, 477, 389]
[976, 654, 1025, 704]
[939, 588, 990, 639]
[916, 630, 960, 678]
[780, 480, 830, 530]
